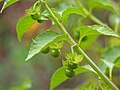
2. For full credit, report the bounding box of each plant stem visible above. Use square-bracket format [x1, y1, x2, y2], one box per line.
[43, 2, 75, 45]
[42, 1, 119, 90]
[75, 0, 104, 26]
[114, 20, 120, 33]
[109, 67, 113, 80]
[74, 45, 118, 90]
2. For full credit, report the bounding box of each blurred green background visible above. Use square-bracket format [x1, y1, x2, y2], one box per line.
[0, 0, 120, 90]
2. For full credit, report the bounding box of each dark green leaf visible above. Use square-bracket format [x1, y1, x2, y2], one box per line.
[50, 66, 89, 90]
[0, 0, 19, 13]
[25, 31, 67, 61]
[16, 15, 36, 42]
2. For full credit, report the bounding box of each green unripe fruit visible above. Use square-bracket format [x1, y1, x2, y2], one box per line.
[68, 62, 78, 69]
[65, 68, 75, 77]
[50, 49, 61, 57]
[41, 47, 50, 54]
[31, 12, 40, 20]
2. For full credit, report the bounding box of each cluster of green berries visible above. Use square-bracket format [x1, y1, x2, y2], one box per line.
[40, 47, 61, 57]
[31, 12, 44, 23]
[65, 61, 78, 77]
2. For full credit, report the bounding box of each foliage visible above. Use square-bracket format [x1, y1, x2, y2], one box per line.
[1, 0, 120, 90]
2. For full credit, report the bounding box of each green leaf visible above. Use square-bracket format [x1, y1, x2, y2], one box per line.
[80, 36, 98, 50]
[99, 46, 120, 73]
[115, 57, 120, 68]
[82, 65, 96, 74]
[9, 78, 31, 90]
[0, 0, 19, 13]
[79, 25, 119, 43]
[0, 0, 3, 2]
[16, 15, 36, 42]
[62, 6, 86, 22]
[80, 82, 98, 90]
[91, 25, 119, 37]
[86, 0, 119, 15]
[50, 66, 89, 90]
[25, 31, 67, 61]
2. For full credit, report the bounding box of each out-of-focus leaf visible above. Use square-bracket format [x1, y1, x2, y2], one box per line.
[115, 57, 120, 68]
[109, 14, 120, 27]
[109, 37, 120, 47]
[62, 6, 86, 23]
[0, 0, 19, 13]
[16, 15, 36, 42]
[0, 0, 3, 2]
[99, 46, 120, 73]
[25, 31, 67, 61]
[9, 78, 32, 90]
[86, 0, 119, 15]
[80, 82, 98, 90]
[50, 66, 90, 90]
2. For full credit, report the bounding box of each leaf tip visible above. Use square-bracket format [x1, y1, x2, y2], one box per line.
[25, 57, 29, 61]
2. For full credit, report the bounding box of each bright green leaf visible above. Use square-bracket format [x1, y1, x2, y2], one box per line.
[86, 0, 119, 15]
[62, 6, 86, 22]
[80, 36, 98, 50]
[0, 0, 3, 2]
[0, 0, 19, 13]
[50, 66, 89, 90]
[79, 25, 119, 44]
[16, 15, 36, 42]
[115, 57, 120, 68]
[91, 25, 119, 37]
[25, 31, 67, 61]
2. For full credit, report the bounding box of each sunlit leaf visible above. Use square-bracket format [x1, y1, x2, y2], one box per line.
[25, 31, 67, 61]
[16, 15, 36, 42]
[86, 0, 119, 15]
[62, 6, 86, 23]
[78, 25, 119, 44]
